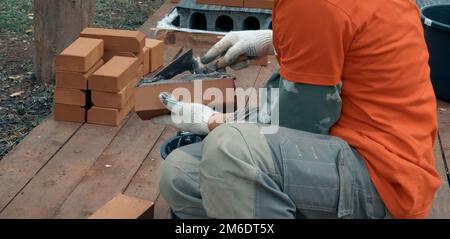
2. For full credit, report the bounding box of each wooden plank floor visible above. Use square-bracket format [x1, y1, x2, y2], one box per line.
[0, 0, 449, 219]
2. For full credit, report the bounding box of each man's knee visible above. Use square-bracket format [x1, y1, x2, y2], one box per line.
[201, 123, 274, 178]
[159, 148, 201, 207]
[159, 150, 184, 202]
[200, 124, 279, 218]
[201, 124, 252, 175]
[203, 123, 246, 155]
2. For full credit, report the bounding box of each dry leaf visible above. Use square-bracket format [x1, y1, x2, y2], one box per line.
[8, 75, 21, 80]
[439, 108, 447, 112]
[10, 91, 24, 97]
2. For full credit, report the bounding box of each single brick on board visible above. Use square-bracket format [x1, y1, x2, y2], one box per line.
[88, 56, 139, 92]
[87, 98, 135, 126]
[135, 77, 236, 120]
[54, 88, 89, 106]
[145, 39, 165, 73]
[54, 104, 86, 123]
[91, 77, 139, 109]
[88, 194, 154, 219]
[54, 37, 104, 72]
[55, 60, 104, 90]
[142, 47, 150, 76]
[80, 28, 145, 53]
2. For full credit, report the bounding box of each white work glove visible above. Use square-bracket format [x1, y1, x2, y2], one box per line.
[201, 30, 274, 66]
[151, 92, 219, 135]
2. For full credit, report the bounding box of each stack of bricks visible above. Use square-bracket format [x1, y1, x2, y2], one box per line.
[196, 0, 274, 9]
[54, 28, 165, 126]
[54, 37, 104, 123]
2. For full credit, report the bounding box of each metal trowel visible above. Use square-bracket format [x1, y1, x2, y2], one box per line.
[145, 49, 219, 82]
[141, 48, 259, 84]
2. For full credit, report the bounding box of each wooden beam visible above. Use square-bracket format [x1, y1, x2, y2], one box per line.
[34, 0, 95, 83]
[124, 126, 178, 203]
[0, 118, 128, 219]
[0, 118, 82, 212]
[138, 0, 177, 37]
[53, 114, 164, 219]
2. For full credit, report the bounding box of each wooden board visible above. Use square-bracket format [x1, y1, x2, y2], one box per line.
[0, 117, 81, 212]
[429, 101, 450, 218]
[53, 114, 164, 218]
[123, 45, 184, 204]
[124, 126, 178, 202]
[0, 118, 129, 218]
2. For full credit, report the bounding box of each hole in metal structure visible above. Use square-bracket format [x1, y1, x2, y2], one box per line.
[215, 15, 234, 32]
[269, 21, 272, 30]
[190, 12, 207, 30]
[172, 15, 180, 27]
[243, 16, 260, 30]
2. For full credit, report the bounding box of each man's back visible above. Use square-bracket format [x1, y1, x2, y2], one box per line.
[273, 0, 441, 218]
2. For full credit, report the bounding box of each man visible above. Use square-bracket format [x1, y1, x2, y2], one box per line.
[154, 0, 441, 218]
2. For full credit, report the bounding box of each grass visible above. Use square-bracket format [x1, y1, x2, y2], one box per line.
[0, 0, 33, 34]
[0, 0, 159, 34]
[94, 0, 160, 30]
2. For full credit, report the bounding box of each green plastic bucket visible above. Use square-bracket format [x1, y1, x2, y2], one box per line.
[421, 4, 450, 101]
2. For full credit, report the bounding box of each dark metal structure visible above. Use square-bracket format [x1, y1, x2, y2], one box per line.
[175, 0, 272, 32]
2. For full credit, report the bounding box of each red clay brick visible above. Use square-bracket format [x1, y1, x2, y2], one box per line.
[244, 0, 273, 9]
[54, 104, 86, 123]
[250, 55, 268, 66]
[54, 37, 104, 72]
[138, 64, 145, 77]
[197, 0, 244, 7]
[145, 39, 165, 73]
[80, 28, 145, 53]
[142, 47, 150, 75]
[135, 77, 236, 120]
[55, 60, 104, 90]
[89, 56, 139, 92]
[54, 88, 88, 106]
[103, 50, 144, 64]
[87, 98, 134, 126]
[88, 194, 154, 219]
[91, 77, 139, 109]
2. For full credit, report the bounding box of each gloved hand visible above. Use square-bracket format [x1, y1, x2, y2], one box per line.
[201, 30, 274, 67]
[151, 92, 219, 135]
